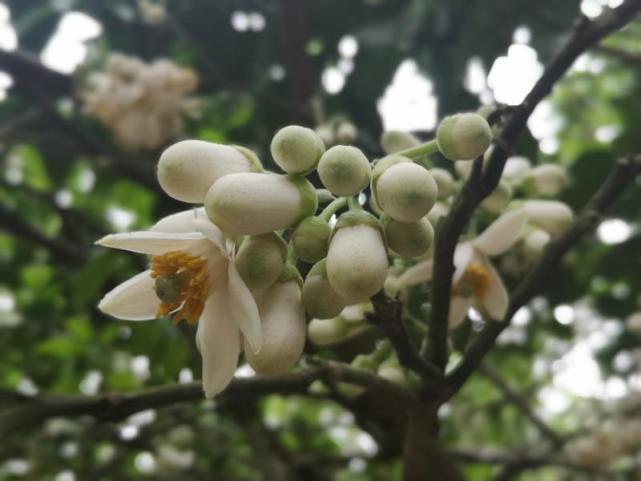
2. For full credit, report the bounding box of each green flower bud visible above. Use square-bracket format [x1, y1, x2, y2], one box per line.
[157, 140, 262, 203]
[235, 233, 287, 290]
[270, 125, 325, 174]
[377, 357, 406, 385]
[429, 168, 455, 199]
[518, 200, 573, 238]
[380, 131, 420, 155]
[480, 181, 512, 214]
[436, 112, 492, 161]
[317, 145, 371, 196]
[307, 316, 348, 345]
[205, 173, 318, 235]
[521, 164, 567, 197]
[350, 354, 376, 371]
[302, 260, 346, 319]
[292, 216, 331, 263]
[375, 162, 438, 223]
[327, 212, 388, 304]
[245, 280, 305, 376]
[383, 215, 434, 257]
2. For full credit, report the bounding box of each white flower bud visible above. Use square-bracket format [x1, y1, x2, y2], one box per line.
[427, 201, 450, 227]
[235, 233, 287, 290]
[502, 156, 532, 183]
[157, 140, 262, 203]
[480, 181, 512, 214]
[383, 215, 434, 257]
[436, 112, 492, 160]
[430, 168, 455, 199]
[522, 164, 567, 196]
[626, 312, 641, 332]
[315, 125, 335, 147]
[377, 358, 406, 385]
[336, 121, 358, 144]
[205, 173, 318, 235]
[245, 280, 305, 376]
[317, 145, 371, 196]
[374, 160, 438, 223]
[270, 125, 325, 174]
[326, 212, 388, 304]
[519, 200, 573, 238]
[522, 228, 551, 261]
[292, 216, 331, 263]
[307, 317, 348, 345]
[380, 130, 420, 155]
[302, 260, 346, 319]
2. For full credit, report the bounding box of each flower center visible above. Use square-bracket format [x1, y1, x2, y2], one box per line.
[453, 262, 491, 299]
[151, 251, 208, 325]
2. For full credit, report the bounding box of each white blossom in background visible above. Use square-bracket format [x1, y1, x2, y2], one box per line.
[81, 53, 199, 151]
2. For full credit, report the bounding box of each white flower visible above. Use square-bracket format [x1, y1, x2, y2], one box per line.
[394, 209, 526, 328]
[97, 208, 261, 398]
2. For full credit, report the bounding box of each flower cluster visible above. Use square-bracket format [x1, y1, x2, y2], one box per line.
[97, 110, 574, 397]
[81, 53, 199, 151]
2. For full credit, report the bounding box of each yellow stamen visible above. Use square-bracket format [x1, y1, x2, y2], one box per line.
[151, 251, 208, 325]
[453, 262, 492, 299]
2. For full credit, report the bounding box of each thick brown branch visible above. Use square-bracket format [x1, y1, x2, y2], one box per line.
[426, 1, 641, 370]
[446, 155, 641, 397]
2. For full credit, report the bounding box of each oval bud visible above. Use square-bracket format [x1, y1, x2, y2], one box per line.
[480, 181, 512, 214]
[292, 216, 331, 263]
[317, 145, 371, 196]
[350, 354, 377, 371]
[380, 130, 420, 155]
[519, 200, 573, 238]
[244, 280, 305, 376]
[326, 212, 388, 304]
[522, 228, 551, 261]
[502, 156, 532, 183]
[377, 358, 406, 385]
[436, 112, 492, 161]
[235, 233, 287, 290]
[430, 168, 455, 200]
[157, 140, 262, 203]
[270, 125, 325, 174]
[383, 215, 434, 257]
[336, 122, 358, 144]
[302, 260, 346, 319]
[427, 201, 450, 227]
[205, 173, 318, 235]
[315, 125, 335, 147]
[375, 162, 438, 223]
[307, 317, 348, 346]
[522, 164, 567, 197]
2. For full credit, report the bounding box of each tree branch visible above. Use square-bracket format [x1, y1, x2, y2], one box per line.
[426, 1, 641, 371]
[446, 154, 641, 397]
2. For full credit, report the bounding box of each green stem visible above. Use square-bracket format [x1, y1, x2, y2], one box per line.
[347, 196, 362, 211]
[319, 197, 347, 221]
[396, 139, 439, 160]
[286, 242, 297, 264]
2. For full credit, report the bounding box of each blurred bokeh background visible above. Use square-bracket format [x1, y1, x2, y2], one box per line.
[1, 0, 641, 480]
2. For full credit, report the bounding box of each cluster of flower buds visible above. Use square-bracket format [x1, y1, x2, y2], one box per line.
[103, 106, 577, 396]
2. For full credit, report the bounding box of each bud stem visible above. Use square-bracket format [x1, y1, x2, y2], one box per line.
[319, 197, 348, 222]
[395, 138, 439, 160]
[347, 196, 362, 211]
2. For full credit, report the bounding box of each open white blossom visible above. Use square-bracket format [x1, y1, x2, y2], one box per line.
[393, 209, 526, 327]
[97, 208, 260, 398]
[82, 53, 198, 151]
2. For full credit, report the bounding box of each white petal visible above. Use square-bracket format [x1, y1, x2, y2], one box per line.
[196, 289, 241, 398]
[396, 260, 433, 288]
[96, 231, 206, 255]
[192, 217, 228, 257]
[473, 209, 526, 256]
[226, 259, 262, 353]
[453, 242, 475, 283]
[98, 270, 159, 320]
[448, 296, 473, 329]
[502, 156, 531, 182]
[479, 257, 509, 321]
[151, 207, 206, 233]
